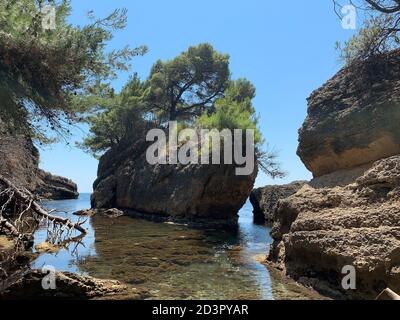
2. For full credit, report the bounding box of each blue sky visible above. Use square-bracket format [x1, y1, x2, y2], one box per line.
[39, 0, 358, 192]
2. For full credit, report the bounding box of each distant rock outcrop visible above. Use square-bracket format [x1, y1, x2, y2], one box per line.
[35, 170, 79, 200]
[268, 51, 400, 299]
[250, 181, 307, 224]
[0, 134, 78, 200]
[91, 136, 257, 229]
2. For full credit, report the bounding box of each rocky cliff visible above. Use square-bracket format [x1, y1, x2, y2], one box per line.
[0, 134, 78, 200]
[268, 50, 400, 299]
[250, 181, 307, 224]
[91, 136, 257, 229]
[269, 157, 400, 299]
[298, 49, 400, 177]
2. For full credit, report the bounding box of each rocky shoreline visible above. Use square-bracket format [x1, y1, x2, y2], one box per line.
[0, 269, 149, 300]
[250, 181, 307, 224]
[267, 156, 400, 299]
[3, 49, 400, 301]
[262, 259, 330, 300]
[0, 128, 81, 297]
[251, 51, 400, 300]
[0, 132, 79, 200]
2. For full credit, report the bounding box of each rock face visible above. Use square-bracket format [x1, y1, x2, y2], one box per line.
[298, 50, 400, 177]
[35, 170, 79, 200]
[0, 134, 78, 200]
[1, 270, 149, 300]
[268, 156, 400, 299]
[268, 51, 400, 299]
[91, 137, 257, 228]
[250, 181, 307, 224]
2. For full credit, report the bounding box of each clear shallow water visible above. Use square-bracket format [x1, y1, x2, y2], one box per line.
[31, 194, 316, 300]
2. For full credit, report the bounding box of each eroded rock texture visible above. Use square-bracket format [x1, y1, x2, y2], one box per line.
[268, 51, 400, 299]
[0, 270, 149, 300]
[298, 50, 400, 177]
[250, 181, 307, 224]
[268, 156, 400, 299]
[91, 137, 257, 229]
[0, 135, 78, 200]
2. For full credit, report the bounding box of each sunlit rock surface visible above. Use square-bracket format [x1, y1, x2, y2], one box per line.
[92, 137, 257, 228]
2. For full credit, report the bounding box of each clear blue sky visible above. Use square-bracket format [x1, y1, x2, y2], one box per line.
[39, 0, 358, 193]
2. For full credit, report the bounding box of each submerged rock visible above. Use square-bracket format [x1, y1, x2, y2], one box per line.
[74, 208, 124, 218]
[74, 208, 97, 217]
[0, 270, 149, 300]
[34, 242, 59, 254]
[91, 137, 257, 229]
[250, 181, 307, 224]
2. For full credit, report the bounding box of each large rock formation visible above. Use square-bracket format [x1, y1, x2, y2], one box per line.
[0, 134, 78, 200]
[250, 181, 307, 224]
[268, 51, 400, 299]
[298, 49, 400, 177]
[269, 156, 400, 299]
[91, 136, 257, 229]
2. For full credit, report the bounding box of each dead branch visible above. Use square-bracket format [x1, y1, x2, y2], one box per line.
[0, 175, 87, 236]
[0, 174, 89, 293]
[0, 218, 19, 238]
[376, 288, 400, 300]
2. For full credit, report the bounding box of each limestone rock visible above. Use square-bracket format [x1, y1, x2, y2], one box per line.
[0, 134, 78, 200]
[268, 156, 400, 299]
[271, 52, 400, 299]
[91, 137, 257, 229]
[298, 50, 400, 177]
[35, 169, 79, 200]
[0, 270, 149, 300]
[250, 181, 307, 224]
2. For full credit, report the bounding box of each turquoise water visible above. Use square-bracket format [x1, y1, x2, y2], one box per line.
[31, 194, 314, 300]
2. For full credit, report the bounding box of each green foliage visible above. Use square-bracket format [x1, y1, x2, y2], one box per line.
[0, 0, 146, 140]
[336, 15, 400, 64]
[196, 79, 262, 145]
[144, 43, 230, 122]
[78, 74, 147, 158]
[333, 1, 400, 64]
[82, 44, 284, 178]
[196, 78, 284, 177]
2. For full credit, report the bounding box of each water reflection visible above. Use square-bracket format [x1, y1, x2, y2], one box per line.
[31, 194, 314, 300]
